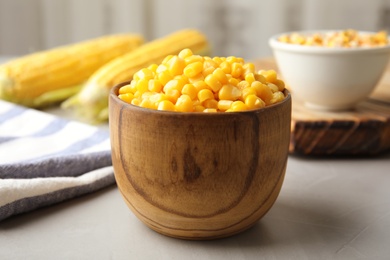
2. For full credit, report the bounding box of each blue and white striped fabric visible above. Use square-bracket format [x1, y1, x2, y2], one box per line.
[0, 100, 114, 222]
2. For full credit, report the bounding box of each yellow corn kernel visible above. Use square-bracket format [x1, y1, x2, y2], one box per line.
[192, 80, 209, 92]
[188, 73, 205, 84]
[131, 98, 141, 106]
[244, 73, 256, 85]
[136, 78, 149, 93]
[259, 70, 277, 83]
[226, 56, 238, 64]
[134, 68, 154, 81]
[198, 88, 214, 102]
[231, 62, 243, 78]
[228, 77, 239, 86]
[267, 83, 279, 93]
[147, 63, 158, 72]
[148, 79, 163, 92]
[230, 100, 248, 111]
[194, 105, 205, 112]
[163, 78, 185, 93]
[243, 62, 256, 75]
[237, 80, 250, 91]
[165, 89, 180, 103]
[217, 100, 233, 111]
[203, 99, 218, 109]
[118, 84, 132, 94]
[203, 108, 217, 113]
[218, 84, 241, 101]
[156, 64, 168, 73]
[167, 56, 185, 76]
[212, 56, 223, 65]
[241, 87, 257, 100]
[274, 79, 285, 91]
[270, 91, 285, 104]
[139, 98, 156, 109]
[204, 59, 219, 69]
[182, 83, 197, 100]
[212, 68, 228, 84]
[254, 74, 266, 83]
[158, 100, 175, 111]
[184, 55, 204, 65]
[251, 81, 273, 104]
[162, 54, 174, 65]
[245, 94, 265, 110]
[178, 48, 193, 59]
[157, 70, 173, 85]
[219, 61, 231, 74]
[205, 74, 222, 92]
[118, 93, 134, 103]
[175, 94, 193, 112]
[202, 66, 215, 77]
[183, 61, 203, 78]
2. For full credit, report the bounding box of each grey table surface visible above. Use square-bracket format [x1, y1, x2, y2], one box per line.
[1, 150, 390, 260]
[1, 57, 390, 260]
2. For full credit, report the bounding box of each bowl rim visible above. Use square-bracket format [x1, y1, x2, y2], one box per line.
[269, 30, 390, 54]
[110, 81, 291, 116]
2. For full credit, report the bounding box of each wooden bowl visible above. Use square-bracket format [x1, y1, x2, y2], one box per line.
[109, 82, 292, 240]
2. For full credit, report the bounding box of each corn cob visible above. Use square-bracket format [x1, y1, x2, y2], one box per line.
[62, 29, 210, 122]
[0, 34, 144, 108]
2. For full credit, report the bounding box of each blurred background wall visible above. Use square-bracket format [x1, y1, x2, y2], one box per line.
[0, 0, 389, 60]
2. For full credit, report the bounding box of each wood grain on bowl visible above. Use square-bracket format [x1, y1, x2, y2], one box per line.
[109, 82, 292, 240]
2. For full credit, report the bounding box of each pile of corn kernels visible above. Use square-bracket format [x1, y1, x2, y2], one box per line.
[278, 29, 388, 48]
[118, 48, 286, 112]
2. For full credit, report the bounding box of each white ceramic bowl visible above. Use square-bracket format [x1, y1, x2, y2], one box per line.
[269, 30, 390, 110]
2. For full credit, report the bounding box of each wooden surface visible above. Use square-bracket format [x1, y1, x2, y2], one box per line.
[109, 83, 291, 240]
[253, 58, 390, 156]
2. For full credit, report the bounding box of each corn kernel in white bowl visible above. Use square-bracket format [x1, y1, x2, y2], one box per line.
[269, 30, 390, 111]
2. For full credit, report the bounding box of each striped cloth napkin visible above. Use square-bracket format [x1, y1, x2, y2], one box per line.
[0, 100, 115, 222]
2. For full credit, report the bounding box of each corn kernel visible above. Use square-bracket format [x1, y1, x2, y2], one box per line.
[212, 68, 228, 84]
[194, 105, 205, 112]
[230, 100, 248, 111]
[136, 78, 149, 93]
[165, 89, 180, 103]
[131, 98, 141, 106]
[203, 108, 218, 113]
[198, 89, 214, 102]
[237, 80, 250, 90]
[134, 68, 154, 81]
[259, 70, 277, 83]
[270, 91, 285, 104]
[163, 79, 185, 93]
[188, 73, 205, 84]
[231, 62, 243, 78]
[184, 61, 203, 78]
[251, 81, 273, 104]
[218, 84, 241, 101]
[147, 63, 158, 72]
[193, 80, 209, 92]
[241, 87, 257, 100]
[119, 84, 132, 94]
[274, 79, 285, 91]
[182, 83, 197, 100]
[243, 62, 256, 75]
[157, 70, 173, 85]
[148, 79, 163, 92]
[184, 55, 204, 65]
[245, 94, 265, 110]
[217, 100, 233, 111]
[175, 94, 193, 112]
[139, 98, 156, 110]
[244, 73, 256, 85]
[203, 99, 218, 109]
[178, 48, 193, 59]
[167, 56, 185, 76]
[158, 100, 175, 111]
[205, 74, 222, 92]
[162, 55, 174, 64]
[219, 61, 231, 74]
[118, 93, 134, 103]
